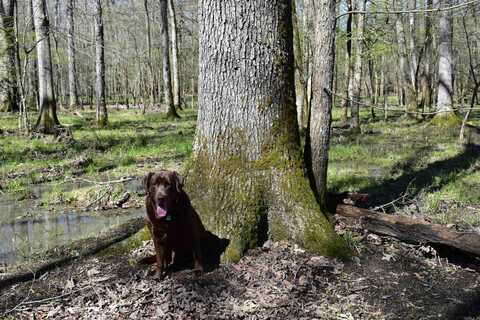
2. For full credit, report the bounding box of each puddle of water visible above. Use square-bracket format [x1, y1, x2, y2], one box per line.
[0, 179, 145, 267]
[0, 209, 143, 266]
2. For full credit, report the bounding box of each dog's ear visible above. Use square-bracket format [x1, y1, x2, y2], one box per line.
[143, 172, 154, 193]
[171, 171, 184, 192]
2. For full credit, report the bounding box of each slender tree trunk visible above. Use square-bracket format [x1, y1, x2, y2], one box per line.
[66, 0, 78, 109]
[94, 0, 107, 127]
[168, 0, 181, 110]
[350, 0, 365, 131]
[28, 0, 39, 110]
[394, 4, 408, 111]
[143, 0, 156, 107]
[408, 0, 418, 88]
[342, 0, 353, 124]
[382, 55, 388, 120]
[305, 0, 336, 210]
[32, 0, 60, 133]
[0, 0, 18, 112]
[435, 0, 454, 118]
[159, 0, 179, 118]
[292, 0, 306, 130]
[190, 0, 348, 262]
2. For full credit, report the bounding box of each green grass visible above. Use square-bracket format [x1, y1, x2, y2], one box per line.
[1, 105, 479, 229]
[0, 108, 196, 207]
[329, 106, 480, 228]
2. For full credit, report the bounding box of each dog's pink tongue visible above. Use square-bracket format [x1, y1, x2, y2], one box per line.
[156, 206, 167, 218]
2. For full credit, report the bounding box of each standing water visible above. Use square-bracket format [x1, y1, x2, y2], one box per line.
[0, 181, 144, 267]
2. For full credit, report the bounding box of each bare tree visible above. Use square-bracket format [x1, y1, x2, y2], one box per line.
[143, 0, 156, 107]
[0, 0, 18, 112]
[94, 0, 107, 127]
[159, 0, 179, 118]
[350, 0, 366, 131]
[168, 0, 181, 110]
[66, 0, 78, 108]
[189, 0, 348, 261]
[305, 0, 336, 209]
[435, 0, 454, 117]
[342, 0, 353, 124]
[32, 0, 60, 133]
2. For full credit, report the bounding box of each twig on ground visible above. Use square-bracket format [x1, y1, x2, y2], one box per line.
[372, 179, 416, 212]
[66, 176, 135, 186]
[2, 287, 88, 317]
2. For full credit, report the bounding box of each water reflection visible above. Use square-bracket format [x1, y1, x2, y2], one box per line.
[0, 210, 143, 266]
[0, 179, 144, 266]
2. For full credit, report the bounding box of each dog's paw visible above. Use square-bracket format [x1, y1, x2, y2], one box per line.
[153, 270, 166, 280]
[193, 267, 204, 277]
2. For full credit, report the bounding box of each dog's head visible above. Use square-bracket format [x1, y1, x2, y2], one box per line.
[143, 170, 184, 219]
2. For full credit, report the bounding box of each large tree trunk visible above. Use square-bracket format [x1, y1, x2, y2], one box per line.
[350, 0, 365, 131]
[159, 0, 179, 118]
[305, 0, 336, 210]
[66, 0, 78, 109]
[189, 0, 348, 262]
[93, 0, 107, 127]
[32, 0, 60, 133]
[0, 0, 18, 112]
[435, 0, 454, 118]
[168, 0, 181, 110]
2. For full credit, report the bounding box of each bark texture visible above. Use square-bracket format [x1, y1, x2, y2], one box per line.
[305, 0, 336, 209]
[435, 0, 454, 117]
[342, 0, 353, 123]
[66, 0, 78, 108]
[350, 0, 365, 131]
[159, 0, 179, 118]
[32, 0, 60, 132]
[94, 0, 107, 127]
[189, 0, 348, 262]
[168, 0, 181, 110]
[0, 0, 18, 112]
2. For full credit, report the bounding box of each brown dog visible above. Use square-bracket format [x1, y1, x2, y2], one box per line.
[143, 170, 206, 278]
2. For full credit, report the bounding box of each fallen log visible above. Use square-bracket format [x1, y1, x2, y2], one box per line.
[0, 217, 145, 291]
[335, 204, 480, 257]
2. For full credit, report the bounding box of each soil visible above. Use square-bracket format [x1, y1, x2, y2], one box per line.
[1, 216, 479, 320]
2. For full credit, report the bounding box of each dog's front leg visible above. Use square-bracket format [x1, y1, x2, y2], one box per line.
[149, 227, 167, 279]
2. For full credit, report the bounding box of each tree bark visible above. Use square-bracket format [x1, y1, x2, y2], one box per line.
[190, 0, 349, 262]
[305, 0, 336, 210]
[350, 0, 365, 131]
[93, 0, 107, 127]
[292, 0, 306, 130]
[66, 0, 78, 109]
[143, 0, 156, 107]
[159, 0, 179, 118]
[168, 0, 181, 110]
[28, 0, 39, 111]
[435, 0, 454, 118]
[32, 0, 60, 133]
[0, 0, 18, 112]
[342, 0, 353, 124]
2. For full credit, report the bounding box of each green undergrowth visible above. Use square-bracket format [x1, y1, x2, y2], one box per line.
[329, 107, 480, 229]
[0, 108, 196, 208]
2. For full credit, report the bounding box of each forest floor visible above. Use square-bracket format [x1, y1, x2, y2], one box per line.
[1, 106, 480, 319]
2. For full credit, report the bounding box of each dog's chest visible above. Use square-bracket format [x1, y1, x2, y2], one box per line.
[167, 220, 194, 251]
